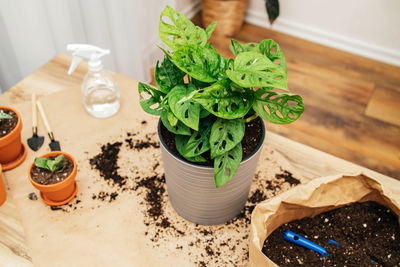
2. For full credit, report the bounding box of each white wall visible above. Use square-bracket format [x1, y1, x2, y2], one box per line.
[0, 0, 201, 92]
[246, 0, 400, 66]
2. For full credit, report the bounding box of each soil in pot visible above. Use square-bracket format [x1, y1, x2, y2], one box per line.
[160, 117, 263, 166]
[0, 109, 18, 138]
[262, 201, 400, 266]
[30, 156, 74, 185]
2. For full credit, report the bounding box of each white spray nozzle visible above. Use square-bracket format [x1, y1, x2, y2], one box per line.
[67, 44, 110, 75]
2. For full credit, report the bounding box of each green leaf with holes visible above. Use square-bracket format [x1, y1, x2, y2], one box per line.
[200, 106, 210, 118]
[160, 95, 178, 126]
[155, 57, 185, 94]
[210, 118, 245, 159]
[214, 143, 242, 188]
[226, 51, 287, 90]
[205, 21, 217, 39]
[159, 5, 207, 50]
[167, 111, 178, 126]
[182, 119, 213, 158]
[175, 135, 206, 162]
[230, 40, 259, 56]
[170, 45, 221, 83]
[138, 82, 164, 115]
[160, 109, 191, 135]
[253, 88, 304, 124]
[193, 79, 255, 119]
[230, 40, 287, 73]
[192, 78, 210, 89]
[168, 84, 200, 131]
[258, 39, 287, 72]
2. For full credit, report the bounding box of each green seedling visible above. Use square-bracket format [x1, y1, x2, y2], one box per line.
[0, 112, 12, 120]
[138, 6, 304, 187]
[34, 155, 64, 173]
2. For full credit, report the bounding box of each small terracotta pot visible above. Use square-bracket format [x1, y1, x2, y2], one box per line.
[0, 106, 26, 170]
[0, 164, 6, 206]
[28, 151, 78, 206]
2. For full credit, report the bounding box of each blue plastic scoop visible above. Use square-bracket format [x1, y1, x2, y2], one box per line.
[283, 230, 329, 257]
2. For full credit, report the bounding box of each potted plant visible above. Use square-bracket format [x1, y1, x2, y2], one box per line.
[201, 0, 280, 37]
[201, 0, 249, 36]
[0, 164, 5, 206]
[138, 6, 304, 224]
[28, 151, 77, 206]
[0, 106, 26, 170]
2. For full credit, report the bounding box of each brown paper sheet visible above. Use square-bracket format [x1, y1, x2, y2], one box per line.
[248, 173, 400, 266]
[4, 80, 307, 266]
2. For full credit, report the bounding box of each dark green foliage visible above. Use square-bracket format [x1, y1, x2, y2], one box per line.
[138, 6, 304, 187]
[34, 155, 64, 173]
[265, 0, 280, 25]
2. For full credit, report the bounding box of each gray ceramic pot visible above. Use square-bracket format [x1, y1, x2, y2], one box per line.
[158, 119, 266, 225]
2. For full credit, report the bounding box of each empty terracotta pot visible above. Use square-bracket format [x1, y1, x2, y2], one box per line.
[0, 106, 26, 170]
[28, 151, 77, 206]
[0, 164, 6, 206]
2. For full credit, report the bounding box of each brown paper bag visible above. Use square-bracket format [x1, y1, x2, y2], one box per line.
[248, 173, 400, 266]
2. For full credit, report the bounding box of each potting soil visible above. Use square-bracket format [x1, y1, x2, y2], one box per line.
[30, 156, 74, 185]
[263, 201, 400, 266]
[0, 109, 18, 137]
[161, 117, 263, 166]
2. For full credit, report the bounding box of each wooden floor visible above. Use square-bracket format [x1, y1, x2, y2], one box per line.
[156, 13, 400, 179]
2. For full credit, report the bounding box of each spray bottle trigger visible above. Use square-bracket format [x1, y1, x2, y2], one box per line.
[68, 56, 83, 75]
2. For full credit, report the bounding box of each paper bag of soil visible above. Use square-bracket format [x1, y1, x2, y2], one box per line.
[248, 173, 400, 266]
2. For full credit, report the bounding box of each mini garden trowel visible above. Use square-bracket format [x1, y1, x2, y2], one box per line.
[36, 100, 61, 151]
[27, 93, 44, 151]
[283, 230, 330, 257]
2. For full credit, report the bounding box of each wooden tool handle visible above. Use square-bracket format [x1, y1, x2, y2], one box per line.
[32, 93, 37, 129]
[36, 100, 52, 134]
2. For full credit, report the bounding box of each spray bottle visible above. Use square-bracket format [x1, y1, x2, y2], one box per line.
[67, 44, 120, 118]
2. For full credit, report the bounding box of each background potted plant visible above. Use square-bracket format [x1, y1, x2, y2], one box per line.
[201, 0, 249, 36]
[28, 152, 77, 206]
[138, 6, 304, 224]
[0, 107, 26, 170]
[201, 0, 280, 37]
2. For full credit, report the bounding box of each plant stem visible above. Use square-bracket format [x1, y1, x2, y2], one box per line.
[245, 113, 259, 123]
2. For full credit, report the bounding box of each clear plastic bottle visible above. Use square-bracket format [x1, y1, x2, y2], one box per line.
[67, 44, 120, 118]
[82, 69, 120, 118]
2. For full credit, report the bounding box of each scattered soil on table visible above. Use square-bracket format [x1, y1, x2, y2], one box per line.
[276, 170, 301, 186]
[47, 118, 301, 265]
[160, 117, 263, 166]
[30, 156, 74, 185]
[49, 198, 82, 212]
[0, 109, 18, 138]
[28, 192, 38, 200]
[125, 132, 160, 150]
[87, 121, 300, 266]
[263, 201, 400, 266]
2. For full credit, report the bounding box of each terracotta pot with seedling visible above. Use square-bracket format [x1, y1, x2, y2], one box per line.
[138, 6, 304, 224]
[28, 152, 77, 206]
[0, 106, 27, 171]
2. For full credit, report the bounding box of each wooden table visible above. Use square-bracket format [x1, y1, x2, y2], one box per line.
[0, 54, 394, 265]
